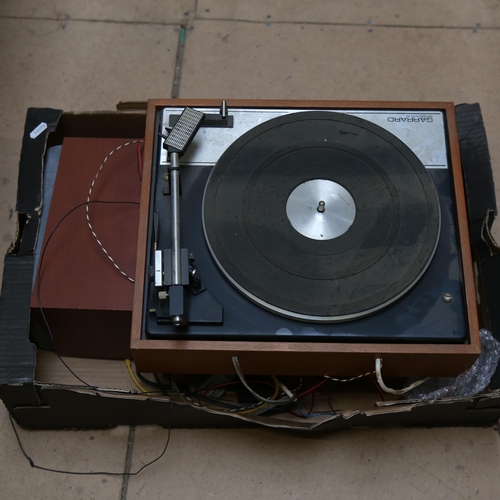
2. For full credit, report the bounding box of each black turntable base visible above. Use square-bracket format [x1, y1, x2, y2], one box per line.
[141, 106, 468, 344]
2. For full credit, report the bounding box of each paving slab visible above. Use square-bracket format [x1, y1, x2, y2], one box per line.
[0, 0, 196, 24]
[0, 17, 178, 119]
[0, 403, 129, 499]
[196, 0, 500, 28]
[180, 20, 500, 239]
[126, 425, 500, 499]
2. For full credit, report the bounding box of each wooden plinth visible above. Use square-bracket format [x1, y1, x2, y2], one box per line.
[131, 100, 480, 377]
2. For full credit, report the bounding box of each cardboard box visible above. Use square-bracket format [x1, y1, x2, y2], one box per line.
[1, 103, 500, 430]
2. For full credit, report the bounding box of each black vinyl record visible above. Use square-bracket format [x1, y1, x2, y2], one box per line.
[203, 111, 441, 322]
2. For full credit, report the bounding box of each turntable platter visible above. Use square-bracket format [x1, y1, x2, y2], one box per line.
[203, 111, 441, 322]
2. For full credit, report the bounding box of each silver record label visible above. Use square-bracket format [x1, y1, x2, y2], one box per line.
[286, 179, 356, 240]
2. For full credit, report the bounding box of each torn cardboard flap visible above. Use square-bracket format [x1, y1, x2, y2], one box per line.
[482, 209, 500, 256]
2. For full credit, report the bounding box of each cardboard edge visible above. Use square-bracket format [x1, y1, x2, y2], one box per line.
[0, 109, 63, 391]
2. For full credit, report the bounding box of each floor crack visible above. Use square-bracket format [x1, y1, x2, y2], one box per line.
[120, 425, 136, 500]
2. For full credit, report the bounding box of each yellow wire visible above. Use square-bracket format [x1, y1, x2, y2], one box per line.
[125, 359, 150, 394]
[125, 359, 281, 414]
[238, 374, 280, 415]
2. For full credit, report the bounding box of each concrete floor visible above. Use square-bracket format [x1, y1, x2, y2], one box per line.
[1, 1, 500, 498]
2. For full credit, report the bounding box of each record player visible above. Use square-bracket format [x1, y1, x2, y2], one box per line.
[130, 100, 480, 377]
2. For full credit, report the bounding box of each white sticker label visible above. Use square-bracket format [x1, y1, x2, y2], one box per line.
[29, 122, 48, 139]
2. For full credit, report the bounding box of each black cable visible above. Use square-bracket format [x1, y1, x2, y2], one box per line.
[137, 372, 166, 389]
[9, 400, 173, 476]
[15, 198, 174, 476]
[154, 373, 170, 396]
[36, 199, 139, 389]
[19, 140, 171, 475]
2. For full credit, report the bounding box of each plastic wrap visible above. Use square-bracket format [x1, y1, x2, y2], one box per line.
[406, 329, 500, 403]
